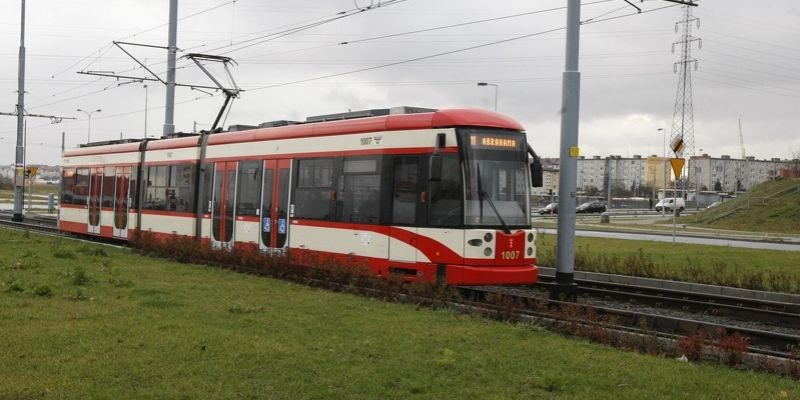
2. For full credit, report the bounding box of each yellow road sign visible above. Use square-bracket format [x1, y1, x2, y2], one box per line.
[670, 158, 685, 179]
[671, 136, 685, 156]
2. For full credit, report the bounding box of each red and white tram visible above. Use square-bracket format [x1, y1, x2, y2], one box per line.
[60, 107, 543, 285]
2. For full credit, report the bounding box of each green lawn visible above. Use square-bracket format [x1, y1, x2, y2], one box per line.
[0, 227, 798, 399]
[680, 178, 800, 234]
[536, 232, 800, 293]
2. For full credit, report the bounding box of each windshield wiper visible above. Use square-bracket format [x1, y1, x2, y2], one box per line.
[476, 164, 511, 234]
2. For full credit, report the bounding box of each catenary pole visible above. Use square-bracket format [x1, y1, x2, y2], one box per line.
[13, 0, 27, 222]
[163, 0, 177, 136]
[552, 0, 581, 300]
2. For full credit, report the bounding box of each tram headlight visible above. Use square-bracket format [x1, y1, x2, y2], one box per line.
[484, 247, 492, 256]
[527, 232, 534, 242]
[484, 232, 493, 242]
[468, 239, 483, 246]
[527, 247, 533, 256]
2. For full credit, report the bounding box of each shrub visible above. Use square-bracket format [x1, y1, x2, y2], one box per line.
[716, 331, 749, 366]
[52, 249, 77, 259]
[72, 266, 90, 286]
[678, 330, 707, 361]
[32, 284, 53, 297]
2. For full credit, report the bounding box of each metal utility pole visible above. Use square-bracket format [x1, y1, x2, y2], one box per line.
[163, 0, 178, 136]
[552, 0, 581, 300]
[548, 0, 697, 299]
[670, 4, 701, 196]
[12, 0, 27, 222]
[2, 1, 75, 221]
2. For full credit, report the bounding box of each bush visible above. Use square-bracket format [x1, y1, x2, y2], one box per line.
[72, 266, 90, 286]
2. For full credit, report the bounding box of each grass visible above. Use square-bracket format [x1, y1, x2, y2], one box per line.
[536, 232, 800, 293]
[0, 227, 798, 398]
[680, 178, 800, 234]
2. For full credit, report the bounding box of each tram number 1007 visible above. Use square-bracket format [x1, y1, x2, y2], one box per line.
[500, 250, 521, 260]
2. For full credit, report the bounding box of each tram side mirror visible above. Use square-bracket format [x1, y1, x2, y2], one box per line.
[429, 154, 442, 182]
[530, 159, 543, 187]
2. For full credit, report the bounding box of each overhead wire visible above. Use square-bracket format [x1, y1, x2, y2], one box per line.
[27, 0, 792, 138]
[23, 1, 682, 122]
[27, 0, 409, 112]
[694, 75, 800, 99]
[210, 0, 412, 56]
[334, 1, 612, 47]
[48, 0, 237, 81]
[245, 3, 681, 92]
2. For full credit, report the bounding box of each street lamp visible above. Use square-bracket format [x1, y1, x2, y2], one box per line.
[658, 128, 666, 216]
[76, 108, 102, 143]
[477, 82, 498, 111]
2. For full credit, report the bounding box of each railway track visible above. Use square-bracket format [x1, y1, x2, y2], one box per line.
[461, 283, 800, 359]
[0, 212, 60, 235]
[2, 215, 798, 360]
[540, 275, 800, 330]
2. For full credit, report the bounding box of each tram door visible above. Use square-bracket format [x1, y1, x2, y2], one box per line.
[211, 162, 238, 250]
[88, 167, 103, 234]
[112, 166, 131, 238]
[389, 156, 422, 263]
[260, 159, 291, 252]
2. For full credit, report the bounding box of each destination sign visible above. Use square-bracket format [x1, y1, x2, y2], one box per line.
[469, 134, 519, 150]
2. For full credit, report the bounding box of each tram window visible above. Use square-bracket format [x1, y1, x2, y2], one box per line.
[143, 166, 168, 210]
[294, 158, 334, 220]
[428, 154, 462, 227]
[153, 165, 168, 187]
[168, 164, 195, 212]
[236, 160, 262, 216]
[102, 167, 115, 207]
[391, 157, 419, 225]
[61, 168, 75, 205]
[200, 166, 213, 214]
[129, 166, 139, 210]
[72, 168, 89, 206]
[336, 157, 380, 224]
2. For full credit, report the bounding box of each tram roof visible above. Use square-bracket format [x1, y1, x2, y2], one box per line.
[64, 108, 524, 157]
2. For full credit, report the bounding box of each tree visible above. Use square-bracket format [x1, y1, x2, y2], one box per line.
[583, 186, 601, 196]
[713, 179, 722, 192]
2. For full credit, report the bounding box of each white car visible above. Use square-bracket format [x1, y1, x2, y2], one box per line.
[655, 198, 685, 212]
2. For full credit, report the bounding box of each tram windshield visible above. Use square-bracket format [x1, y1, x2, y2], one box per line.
[459, 129, 530, 228]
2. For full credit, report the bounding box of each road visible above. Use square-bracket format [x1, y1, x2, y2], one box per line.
[537, 228, 800, 251]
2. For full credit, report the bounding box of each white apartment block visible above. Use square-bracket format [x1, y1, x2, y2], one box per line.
[532, 165, 559, 196]
[576, 155, 647, 195]
[541, 154, 797, 196]
[690, 155, 797, 192]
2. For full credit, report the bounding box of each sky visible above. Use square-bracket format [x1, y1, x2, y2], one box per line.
[1, 0, 798, 166]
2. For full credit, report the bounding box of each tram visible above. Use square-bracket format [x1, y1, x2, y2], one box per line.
[60, 107, 543, 285]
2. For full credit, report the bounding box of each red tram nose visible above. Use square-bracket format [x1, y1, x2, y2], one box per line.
[493, 229, 528, 265]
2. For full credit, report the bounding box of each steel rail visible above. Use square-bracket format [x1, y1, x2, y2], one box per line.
[462, 284, 800, 359]
[539, 275, 800, 330]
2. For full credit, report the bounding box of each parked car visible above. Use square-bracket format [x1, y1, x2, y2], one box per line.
[655, 197, 685, 212]
[537, 203, 558, 215]
[576, 201, 607, 214]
